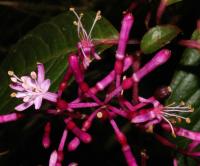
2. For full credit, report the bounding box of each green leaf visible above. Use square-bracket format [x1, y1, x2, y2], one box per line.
[0, 10, 118, 114]
[167, 0, 182, 6]
[140, 25, 181, 54]
[166, 29, 200, 164]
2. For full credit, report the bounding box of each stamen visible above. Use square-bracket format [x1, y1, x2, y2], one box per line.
[161, 115, 176, 137]
[73, 21, 78, 26]
[70, 8, 88, 40]
[10, 77, 17, 83]
[167, 86, 172, 92]
[165, 102, 176, 107]
[8, 71, 14, 76]
[30, 71, 37, 79]
[165, 106, 189, 109]
[88, 10, 102, 38]
[10, 92, 16, 97]
[146, 125, 154, 133]
[180, 101, 186, 106]
[164, 109, 192, 113]
[9, 72, 23, 83]
[186, 118, 191, 124]
[163, 112, 189, 121]
[97, 112, 103, 119]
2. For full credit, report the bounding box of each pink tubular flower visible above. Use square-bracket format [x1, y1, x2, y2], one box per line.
[162, 123, 200, 141]
[9, 63, 58, 111]
[49, 150, 58, 166]
[0, 113, 23, 123]
[132, 49, 171, 82]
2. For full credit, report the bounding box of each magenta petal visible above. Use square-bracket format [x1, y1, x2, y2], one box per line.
[0, 113, 19, 123]
[21, 76, 35, 89]
[188, 141, 200, 151]
[15, 101, 33, 111]
[41, 79, 51, 92]
[49, 150, 57, 166]
[68, 137, 80, 151]
[122, 145, 138, 166]
[175, 128, 200, 141]
[58, 129, 68, 151]
[94, 52, 101, 60]
[173, 158, 178, 166]
[34, 96, 43, 109]
[131, 111, 156, 123]
[43, 92, 57, 102]
[42, 135, 50, 149]
[16, 92, 28, 98]
[162, 124, 200, 141]
[9, 84, 24, 91]
[37, 63, 45, 83]
[145, 119, 161, 128]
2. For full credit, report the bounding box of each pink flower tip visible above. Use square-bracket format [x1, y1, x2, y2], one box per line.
[42, 136, 50, 149]
[80, 132, 92, 144]
[68, 162, 78, 166]
[49, 150, 58, 166]
[0, 113, 24, 123]
[68, 138, 80, 151]
[123, 13, 134, 24]
[153, 49, 171, 65]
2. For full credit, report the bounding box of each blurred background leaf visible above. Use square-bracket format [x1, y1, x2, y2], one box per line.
[167, 28, 200, 165]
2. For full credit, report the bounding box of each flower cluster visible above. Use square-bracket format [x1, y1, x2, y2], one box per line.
[2, 4, 200, 166]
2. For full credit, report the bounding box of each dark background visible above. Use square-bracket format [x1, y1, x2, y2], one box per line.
[0, 0, 200, 165]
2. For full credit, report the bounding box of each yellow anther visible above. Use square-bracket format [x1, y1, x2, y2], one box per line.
[97, 10, 101, 15]
[10, 92, 16, 97]
[180, 101, 185, 106]
[10, 77, 17, 83]
[188, 104, 192, 109]
[146, 125, 153, 133]
[30, 71, 37, 79]
[97, 112, 103, 119]
[166, 102, 176, 107]
[69, 7, 75, 11]
[80, 13, 84, 17]
[170, 119, 176, 124]
[8, 71, 14, 76]
[172, 133, 176, 138]
[73, 21, 78, 26]
[141, 149, 149, 159]
[122, 11, 126, 14]
[167, 86, 172, 92]
[177, 117, 182, 123]
[190, 108, 194, 112]
[186, 118, 191, 124]
[81, 114, 86, 119]
[56, 109, 61, 113]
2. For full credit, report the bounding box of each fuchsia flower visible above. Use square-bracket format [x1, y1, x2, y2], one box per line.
[8, 63, 58, 111]
[131, 102, 192, 136]
[5, 5, 200, 166]
[70, 8, 101, 69]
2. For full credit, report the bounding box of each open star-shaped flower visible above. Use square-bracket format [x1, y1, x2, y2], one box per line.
[9, 63, 58, 111]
